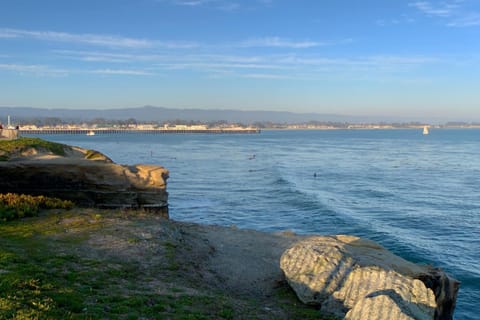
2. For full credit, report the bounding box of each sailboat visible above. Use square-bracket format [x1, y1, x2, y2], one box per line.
[423, 126, 429, 135]
[86, 130, 95, 136]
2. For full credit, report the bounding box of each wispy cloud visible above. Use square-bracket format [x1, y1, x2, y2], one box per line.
[1, 26, 444, 81]
[54, 50, 163, 63]
[55, 50, 135, 63]
[240, 37, 325, 49]
[0, 63, 44, 72]
[218, 2, 240, 11]
[52, 48, 441, 77]
[272, 54, 440, 74]
[0, 28, 200, 49]
[0, 62, 153, 77]
[157, 0, 271, 11]
[2, 28, 333, 54]
[447, 12, 480, 26]
[409, 1, 460, 17]
[241, 73, 291, 79]
[170, 53, 441, 79]
[376, 14, 415, 27]
[409, 1, 480, 27]
[158, 0, 239, 11]
[0, 30, 19, 39]
[89, 69, 154, 76]
[0, 52, 446, 81]
[0, 63, 68, 76]
[0, 28, 153, 48]
[155, 60, 292, 71]
[173, 0, 218, 6]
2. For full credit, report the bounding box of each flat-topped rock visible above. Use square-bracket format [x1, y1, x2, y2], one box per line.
[280, 235, 459, 320]
[0, 138, 168, 216]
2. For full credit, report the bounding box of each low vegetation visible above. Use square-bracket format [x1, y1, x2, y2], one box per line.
[0, 209, 336, 319]
[1, 210, 234, 319]
[0, 137, 67, 161]
[84, 149, 111, 161]
[0, 193, 73, 222]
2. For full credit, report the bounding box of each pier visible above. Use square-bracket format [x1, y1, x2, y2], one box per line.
[19, 128, 261, 135]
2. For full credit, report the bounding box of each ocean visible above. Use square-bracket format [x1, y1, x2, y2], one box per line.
[31, 129, 480, 319]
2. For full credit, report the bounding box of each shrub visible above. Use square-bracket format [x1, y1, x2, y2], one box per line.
[0, 193, 73, 222]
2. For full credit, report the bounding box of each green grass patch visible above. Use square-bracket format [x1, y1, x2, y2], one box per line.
[0, 210, 339, 319]
[0, 212, 243, 319]
[0, 137, 67, 160]
[164, 241, 181, 271]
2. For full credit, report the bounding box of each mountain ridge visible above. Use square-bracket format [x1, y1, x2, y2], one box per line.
[0, 106, 445, 124]
[1, 106, 357, 124]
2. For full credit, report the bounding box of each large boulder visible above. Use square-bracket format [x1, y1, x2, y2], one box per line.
[280, 235, 459, 320]
[0, 144, 169, 217]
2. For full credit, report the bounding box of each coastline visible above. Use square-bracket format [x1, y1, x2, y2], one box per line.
[0, 208, 460, 319]
[18, 128, 261, 135]
[0, 138, 324, 318]
[0, 137, 461, 319]
[0, 208, 331, 319]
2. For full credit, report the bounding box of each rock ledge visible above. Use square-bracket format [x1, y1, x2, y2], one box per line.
[0, 142, 168, 216]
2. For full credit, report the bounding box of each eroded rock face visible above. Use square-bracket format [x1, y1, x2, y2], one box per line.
[0, 129, 19, 140]
[0, 159, 169, 217]
[280, 235, 459, 320]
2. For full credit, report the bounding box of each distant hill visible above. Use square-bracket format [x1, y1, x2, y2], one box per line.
[0, 106, 361, 124]
[1, 106, 452, 124]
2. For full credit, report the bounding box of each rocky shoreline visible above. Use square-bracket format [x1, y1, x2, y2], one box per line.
[0, 138, 460, 319]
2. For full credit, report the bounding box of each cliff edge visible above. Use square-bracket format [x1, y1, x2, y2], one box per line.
[0, 138, 168, 216]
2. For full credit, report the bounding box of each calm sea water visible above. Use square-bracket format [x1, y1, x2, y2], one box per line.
[32, 129, 480, 319]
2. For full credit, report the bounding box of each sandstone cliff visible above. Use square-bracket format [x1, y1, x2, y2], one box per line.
[0, 138, 168, 216]
[0, 129, 19, 140]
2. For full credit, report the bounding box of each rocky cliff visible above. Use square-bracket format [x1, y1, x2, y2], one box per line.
[280, 235, 459, 320]
[0, 138, 168, 216]
[0, 129, 19, 140]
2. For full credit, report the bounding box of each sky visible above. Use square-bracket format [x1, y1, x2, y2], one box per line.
[0, 0, 479, 121]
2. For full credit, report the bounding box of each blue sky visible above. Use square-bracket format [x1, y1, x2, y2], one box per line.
[0, 0, 479, 121]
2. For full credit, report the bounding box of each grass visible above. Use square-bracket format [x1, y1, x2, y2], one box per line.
[0, 137, 67, 160]
[0, 211, 242, 319]
[0, 209, 339, 319]
[0, 136, 110, 163]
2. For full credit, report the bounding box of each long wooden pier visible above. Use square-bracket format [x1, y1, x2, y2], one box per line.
[19, 128, 261, 135]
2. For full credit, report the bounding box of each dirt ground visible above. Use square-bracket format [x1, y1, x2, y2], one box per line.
[46, 210, 326, 319]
